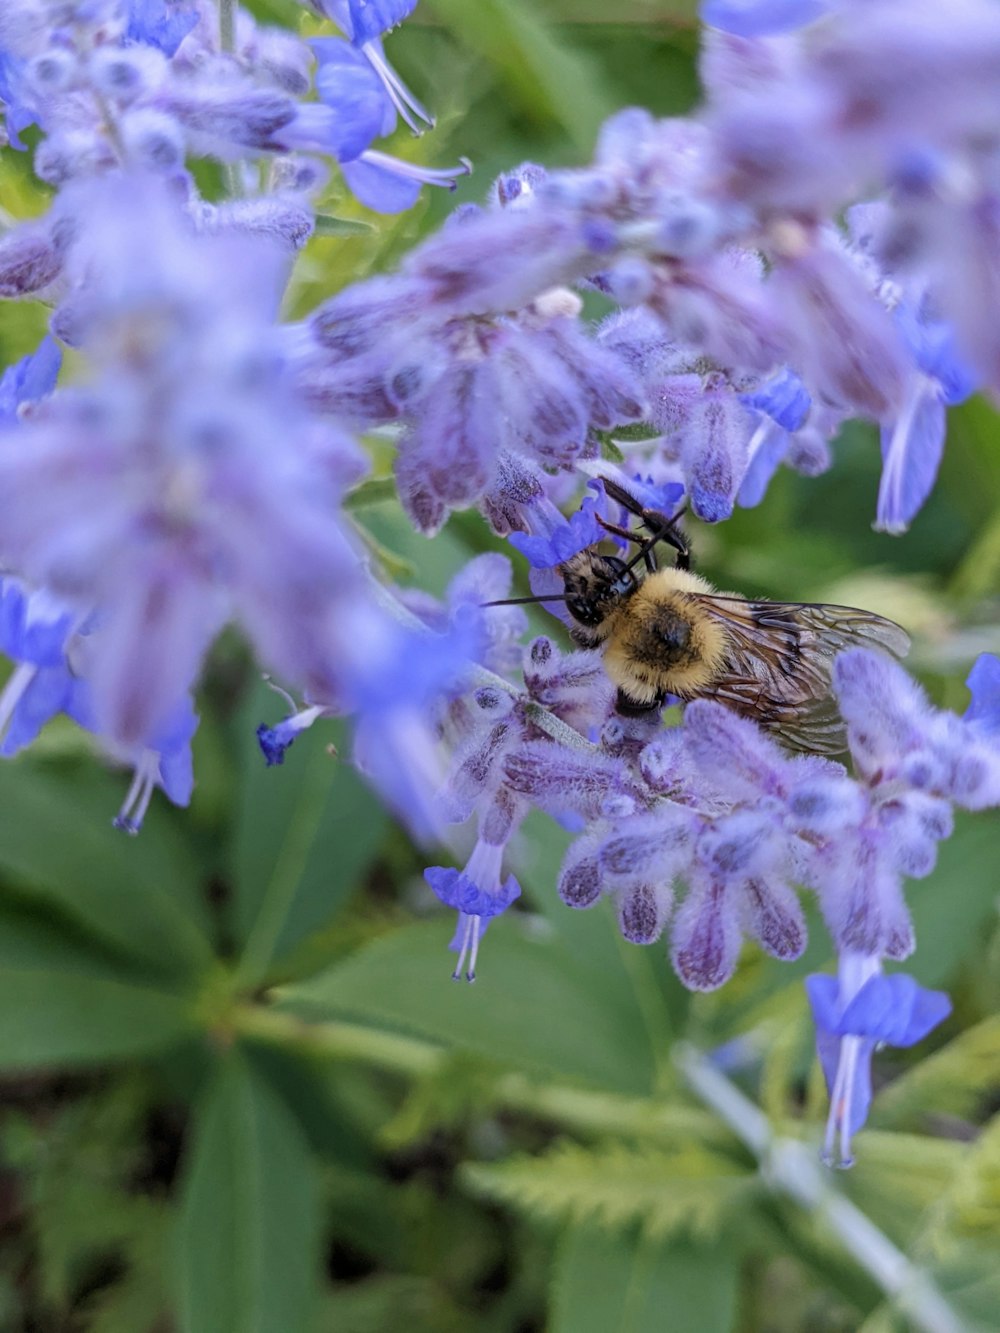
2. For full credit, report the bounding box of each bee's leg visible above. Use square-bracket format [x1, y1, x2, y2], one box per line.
[614, 688, 665, 717]
[596, 515, 639, 544]
[597, 516, 665, 571]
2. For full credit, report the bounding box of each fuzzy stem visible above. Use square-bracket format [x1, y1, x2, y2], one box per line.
[674, 1043, 968, 1333]
[363, 564, 600, 756]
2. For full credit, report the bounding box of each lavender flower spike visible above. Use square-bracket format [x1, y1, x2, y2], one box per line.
[806, 952, 951, 1168]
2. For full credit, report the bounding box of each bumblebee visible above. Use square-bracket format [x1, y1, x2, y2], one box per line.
[502, 478, 910, 754]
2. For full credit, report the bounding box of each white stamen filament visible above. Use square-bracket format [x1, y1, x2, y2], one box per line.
[362, 42, 435, 134]
[451, 913, 482, 984]
[877, 374, 935, 535]
[262, 674, 298, 711]
[744, 418, 772, 471]
[113, 750, 160, 834]
[359, 149, 472, 187]
[823, 1034, 860, 1169]
[0, 662, 38, 744]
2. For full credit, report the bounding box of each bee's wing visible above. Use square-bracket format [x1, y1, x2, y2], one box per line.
[688, 596, 911, 754]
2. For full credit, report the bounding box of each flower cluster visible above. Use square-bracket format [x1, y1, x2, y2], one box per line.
[0, 0, 477, 829]
[422, 555, 998, 1162]
[297, 0, 999, 535]
[1, 0, 999, 1166]
[0, 0, 466, 216]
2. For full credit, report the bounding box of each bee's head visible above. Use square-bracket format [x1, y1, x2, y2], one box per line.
[562, 553, 637, 627]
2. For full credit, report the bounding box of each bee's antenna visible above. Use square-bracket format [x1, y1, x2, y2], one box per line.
[481, 594, 571, 607]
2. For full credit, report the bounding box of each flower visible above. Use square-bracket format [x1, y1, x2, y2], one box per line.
[256, 705, 327, 766]
[701, 0, 831, 36]
[0, 175, 367, 749]
[312, 0, 430, 133]
[508, 493, 605, 568]
[0, 335, 61, 422]
[424, 837, 522, 982]
[806, 953, 951, 1167]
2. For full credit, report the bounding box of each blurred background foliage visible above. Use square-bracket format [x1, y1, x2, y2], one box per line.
[1, 2, 1000, 1331]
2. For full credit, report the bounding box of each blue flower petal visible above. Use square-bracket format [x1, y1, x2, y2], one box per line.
[424, 866, 521, 919]
[838, 974, 951, 1047]
[348, 0, 420, 44]
[0, 51, 36, 151]
[0, 335, 62, 425]
[341, 155, 422, 213]
[0, 580, 74, 667]
[257, 719, 297, 766]
[158, 741, 194, 806]
[0, 665, 73, 756]
[509, 495, 605, 569]
[738, 422, 788, 509]
[312, 38, 393, 158]
[741, 367, 811, 433]
[965, 654, 1000, 735]
[125, 0, 199, 56]
[701, 0, 831, 36]
[876, 383, 946, 534]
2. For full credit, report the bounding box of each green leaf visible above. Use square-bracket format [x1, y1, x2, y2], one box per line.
[465, 1140, 755, 1242]
[232, 687, 389, 984]
[424, 0, 615, 154]
[0, 759, 211, 976]
[550, 1225, 740, 1333]
[313, 213, 376, 238]
[342, 477, 401, 511]
[905, 812, 1000, 989]
[281, 917, 659, 1094]
[176, 1052, 321, 1333]
[317, 1276, 468, 1333]
[871, 1015, 1000, 1128]
[841, 1132, 964, 1246]
[0, 912, 194, 1069]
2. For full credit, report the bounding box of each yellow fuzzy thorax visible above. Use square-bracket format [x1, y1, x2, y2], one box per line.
[602, 568, 731, 704]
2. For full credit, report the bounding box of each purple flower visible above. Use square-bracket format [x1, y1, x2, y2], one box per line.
[311, 38, 394, 159]
[740, 366, 810, 433]
[424, 836, 522, 981]
[0, 579, 81, 758]
[509, 493, 605, 568]
[701, 0, 831, 36]
[345, 600, 486, 839]
[0, 335, 61, 425]
[324, 1, 422, 46]
[256, 704, 326, 766]
[125, 0, 199, 57]
[806, 952, 951, 1167]
[0, 48, 35, 150]
[0, 176, 367, 748]
[104, 693, 199, 832]
[312, 0, 431, 135]
[963, 654, 1000, 737]
[403, 552, 527, 679]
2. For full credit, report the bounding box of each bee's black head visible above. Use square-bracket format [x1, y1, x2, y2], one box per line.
[562, 553, 637, 627]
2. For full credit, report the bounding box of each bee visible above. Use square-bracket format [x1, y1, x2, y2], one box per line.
[496, 478, 910, 754]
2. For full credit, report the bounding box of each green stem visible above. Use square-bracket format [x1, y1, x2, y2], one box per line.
[675, 1043, 969, 1333]
[234, 1004, 721, 1143]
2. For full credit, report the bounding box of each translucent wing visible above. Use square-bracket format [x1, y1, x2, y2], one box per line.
[686, 595, 911, 754]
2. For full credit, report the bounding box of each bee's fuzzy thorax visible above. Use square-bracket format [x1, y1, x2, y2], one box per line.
[603, 568, 731, 704]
